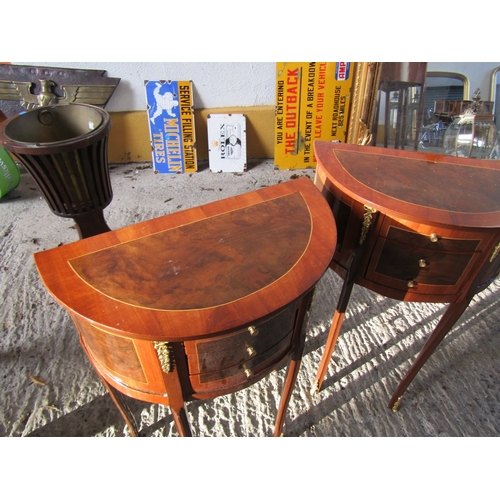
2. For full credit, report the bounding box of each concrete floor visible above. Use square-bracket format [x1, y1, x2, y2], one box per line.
[1, 159, 499, 438]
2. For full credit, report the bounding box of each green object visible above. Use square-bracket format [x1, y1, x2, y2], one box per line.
[0, 146, 20, 198]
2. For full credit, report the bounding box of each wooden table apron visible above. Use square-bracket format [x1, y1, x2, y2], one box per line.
[34, 177, 337, 436]
[312, 141, 500, 411]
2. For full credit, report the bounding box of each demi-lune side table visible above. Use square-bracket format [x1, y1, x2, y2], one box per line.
[312, 141, 500, 411]
[34, 177, 336, 436]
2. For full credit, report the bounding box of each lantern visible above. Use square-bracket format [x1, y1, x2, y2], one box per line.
[443, 89, 497, 159]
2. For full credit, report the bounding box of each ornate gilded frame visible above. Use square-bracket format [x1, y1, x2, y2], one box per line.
[490, 66, 500, 129]
[347, 62, 382, 145]
[426, 71, 470, 100]
[489, 66, 500, 102]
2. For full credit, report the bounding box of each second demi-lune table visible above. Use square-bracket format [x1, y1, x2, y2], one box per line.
[312, 141, 500, 411]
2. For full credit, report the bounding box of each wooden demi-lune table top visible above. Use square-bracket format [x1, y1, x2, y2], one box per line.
[314, 141, 500, 229]
[35, 177, 335, 341]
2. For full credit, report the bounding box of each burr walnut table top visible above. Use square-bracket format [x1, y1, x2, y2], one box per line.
[34, 176, 336, 342]
[314, 141, 500, 229]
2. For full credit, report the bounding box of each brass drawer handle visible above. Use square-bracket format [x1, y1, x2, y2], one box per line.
[407, 280, 416, 288]
[419, 259, 427, 268]
[246, 345, 256, 357]
[429, 233, 438, 243]
[248, 326, 259, 336]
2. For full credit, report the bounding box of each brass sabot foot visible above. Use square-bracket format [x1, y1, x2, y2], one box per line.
[310, 380, 320, 396]
[391, 396, 403, 412]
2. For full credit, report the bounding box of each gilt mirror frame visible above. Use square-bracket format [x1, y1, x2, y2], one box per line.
[489, 66, 500, 102]
[425, 71, 470, 101]
[347, 62, 382, 145]
[490, 66, 500, 126]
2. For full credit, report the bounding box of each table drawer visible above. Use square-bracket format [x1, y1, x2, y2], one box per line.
[371, 239, 478, 285]
[366, 225, 482, 293]
[382, 225, 481, 252]
[185, 305, 297, 376]
[189, 331, 294, 392]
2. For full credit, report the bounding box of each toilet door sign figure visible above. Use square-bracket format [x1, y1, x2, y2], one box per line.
[207, 113, 247, 173]
[144, 80, 197, 173]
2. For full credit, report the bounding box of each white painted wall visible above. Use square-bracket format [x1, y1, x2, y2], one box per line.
[15, 62, 500, 112]
[16, 62, 276, 112]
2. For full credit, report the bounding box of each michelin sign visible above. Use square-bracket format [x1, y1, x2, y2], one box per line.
[144, 80, 197, 173]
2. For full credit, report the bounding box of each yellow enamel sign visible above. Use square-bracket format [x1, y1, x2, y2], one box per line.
[274, 62, 354, 169]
